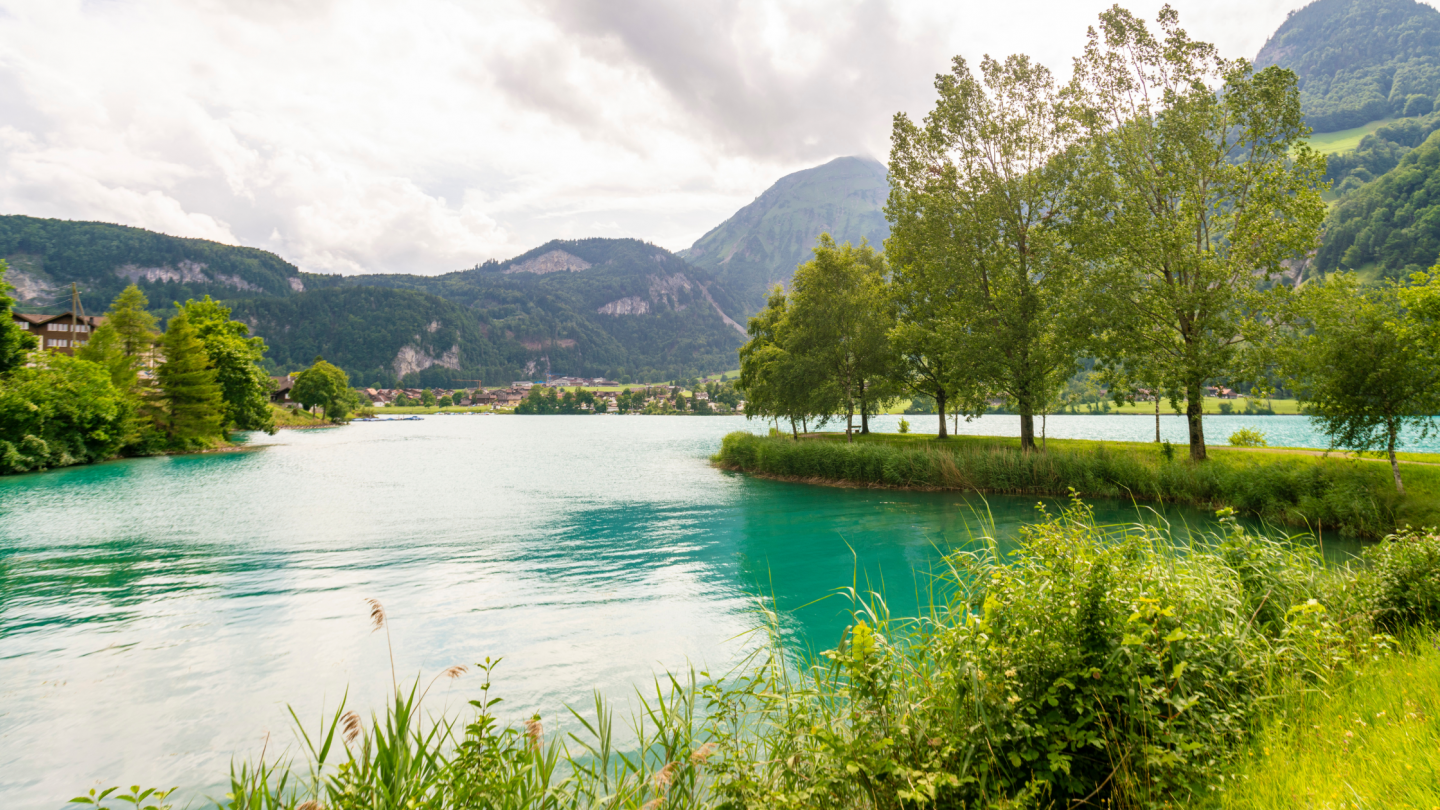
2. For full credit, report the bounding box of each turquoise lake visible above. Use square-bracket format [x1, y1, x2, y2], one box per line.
[0, 414, 1374, 808]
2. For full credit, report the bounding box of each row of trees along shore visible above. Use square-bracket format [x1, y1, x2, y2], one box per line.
[740, 6, 1440, 489]
[0, 265, 286, 473]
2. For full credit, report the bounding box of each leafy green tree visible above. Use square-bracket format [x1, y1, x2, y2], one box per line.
[421, 389, 437, 408]
[179, 297, 275, 433]
[107, 285, 160, 362]
[1285, 273, 1438, 493]
[155, 312, 226, 444]
[0, 259, 38, 375]
[0, 352, 132, 473]
[1071, 5, 1327, 460]
[738, 285, 828, 436]
[438, 394, 453, 407]
[292, 358, 353, 421]
[783, 235, 893, 442]
[889, 53, 1086, 450]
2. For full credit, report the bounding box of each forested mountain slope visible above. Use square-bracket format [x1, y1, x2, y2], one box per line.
[681, 156, 890, 316]
[316, 238, 747, 384]
[1318, 127, 1440, 276]
[0, 215, 305, 311]
[226, 287, 522, 389]
[1255, 0, 1440, 132]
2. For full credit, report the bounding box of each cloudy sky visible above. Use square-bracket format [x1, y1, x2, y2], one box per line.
[0, 0, 1379, 275]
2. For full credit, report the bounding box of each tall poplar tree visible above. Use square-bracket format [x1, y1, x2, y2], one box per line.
[1070, 5, 1326, 460]
[888, 54, 1087, 451]
[155, 311, 226, 444]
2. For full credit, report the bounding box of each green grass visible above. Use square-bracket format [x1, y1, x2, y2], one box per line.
[269, 404, 335, 427]
[715, 431, 1440, 538]
[1219, 640, 1440, 809]
[1306, 118, 1394, 154]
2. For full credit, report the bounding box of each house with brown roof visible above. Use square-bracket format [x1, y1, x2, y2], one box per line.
[11, 311, 104, 356]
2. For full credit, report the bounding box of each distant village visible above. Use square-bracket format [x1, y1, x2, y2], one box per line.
[271, 374, 746, 415]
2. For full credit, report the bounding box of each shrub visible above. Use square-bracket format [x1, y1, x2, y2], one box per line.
[1359, 528, 1440, 631]
[897, 417, 910, 434]
[1229, 428, 1268, 447]
[0, 353, 134, 474]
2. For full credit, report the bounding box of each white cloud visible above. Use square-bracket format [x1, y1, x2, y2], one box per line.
[0, 0, 1387, 275]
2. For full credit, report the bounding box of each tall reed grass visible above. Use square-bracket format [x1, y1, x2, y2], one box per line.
[76, 503, 1440, 809]
[713, 431, 1440, 538]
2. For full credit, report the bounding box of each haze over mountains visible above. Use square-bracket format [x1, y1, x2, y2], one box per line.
[7, 0, 1440, 384]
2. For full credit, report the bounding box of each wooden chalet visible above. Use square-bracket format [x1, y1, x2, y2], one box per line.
[11, 311, 104, 356]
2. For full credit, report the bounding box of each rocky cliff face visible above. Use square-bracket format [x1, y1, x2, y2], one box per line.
[393, 343, 462, 378]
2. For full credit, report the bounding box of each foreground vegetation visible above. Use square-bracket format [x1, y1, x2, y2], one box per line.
[715, 431, 1440, 538]
[78, 502, 1440, 808]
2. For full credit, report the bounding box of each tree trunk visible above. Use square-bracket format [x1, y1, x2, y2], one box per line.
[846, 402, 854, 443]
[859, 379, 870, 435]
[1389, 419, 1405, 495]
[790, 417, 798, 440]
[1186, 383, 1207, 461]
[936, 389, 948, 439]
[1154, 397, 1161, 443]
[1019, 408, 1036, 452]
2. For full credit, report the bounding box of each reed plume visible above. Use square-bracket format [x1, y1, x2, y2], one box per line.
[525, 714, 543, 752]
[652, 760, 679, 791]
[689, 742, 718, 765]
[363, 598, 397, 690]
[341, 710, 363, 745]
[364, 598, 386, 632]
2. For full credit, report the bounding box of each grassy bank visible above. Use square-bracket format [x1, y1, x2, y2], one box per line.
[77, 507, 1440, 809]
[714, 431, 1440, 538]
[269, 404, 339, 428]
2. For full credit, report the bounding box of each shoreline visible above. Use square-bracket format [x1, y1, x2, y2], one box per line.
[712, 431, 1440, 539]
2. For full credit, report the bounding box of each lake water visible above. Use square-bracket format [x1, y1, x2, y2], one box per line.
[0, 414, 1367, 808]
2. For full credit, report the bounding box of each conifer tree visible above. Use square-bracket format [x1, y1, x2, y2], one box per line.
[106, 285, 160, 361]
[179, 296, 275, 433]
[155, 311, 225, 444]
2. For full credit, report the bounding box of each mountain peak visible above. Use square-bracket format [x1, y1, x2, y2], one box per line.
[682, 156, 890, 316]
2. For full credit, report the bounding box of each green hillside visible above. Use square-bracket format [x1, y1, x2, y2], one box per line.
[329, 238, 748, 384]
[1255, 0, 1440, 133]
[1317, 127, 1440, 277]
[680, 155, 890, 316]
[227, 287, 520, 388]
[0, 218, 748, 385]
[0, 215, 304, 311]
